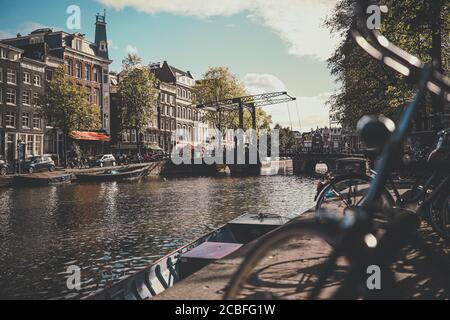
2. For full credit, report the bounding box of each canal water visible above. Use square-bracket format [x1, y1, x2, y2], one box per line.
[0, 175, 319, 300]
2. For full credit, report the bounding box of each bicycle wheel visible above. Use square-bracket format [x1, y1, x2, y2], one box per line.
[439, 192, 450, 241]
[424, 198, 447, 240]
[224, 220, 349, 300]
[315, 173, 394, 221]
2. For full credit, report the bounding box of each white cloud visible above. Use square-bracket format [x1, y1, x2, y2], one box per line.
[97, 0, 339, 60]
[242, 73, 287, 95]
[126, 44, 138, 54]
[241, 73, 330, 131]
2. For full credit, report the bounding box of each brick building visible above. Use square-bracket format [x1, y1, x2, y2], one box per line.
[1, 13, 112, 162]
[0, 43, 48, 165]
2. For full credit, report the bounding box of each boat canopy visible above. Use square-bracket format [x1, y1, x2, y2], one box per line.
[70, 131, 111, 142]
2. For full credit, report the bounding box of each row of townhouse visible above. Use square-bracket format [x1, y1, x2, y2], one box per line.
[1, 12, 221, 165]
[299, 127, 362, 153]
[110, 61, 211, 155]
[0, 13, 112, 165]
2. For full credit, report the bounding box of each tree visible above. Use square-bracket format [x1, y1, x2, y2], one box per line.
[43, 66, 102, 165]
[326, 0, 449, 129]
[122, 53, 142, 72]
[274, 124, 296, 152]
[118, 63, 159, 153]
[193, 67, 272, 137]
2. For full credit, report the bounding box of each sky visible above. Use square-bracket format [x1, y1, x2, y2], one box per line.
[0, 0, 341, 131]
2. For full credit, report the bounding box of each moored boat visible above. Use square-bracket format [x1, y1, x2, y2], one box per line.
[75, 166, 150, 182]
[85, 213, 291, 300]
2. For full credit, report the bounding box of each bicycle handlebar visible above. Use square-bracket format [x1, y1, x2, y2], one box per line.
[353, 0, 450, 102]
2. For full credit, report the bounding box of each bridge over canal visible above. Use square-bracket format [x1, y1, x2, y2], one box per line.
[280, 152, 365, 174]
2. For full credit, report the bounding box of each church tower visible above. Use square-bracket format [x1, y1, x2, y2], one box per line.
[95, 10, 109, 59]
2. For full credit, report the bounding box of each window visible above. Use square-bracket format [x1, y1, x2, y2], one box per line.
[7, 69, 16, 84]
[23, 72, 31, 84]
[22, 90, 31, 105]
[103, 70, 108, 84]
[35, 136, 42, 155]
[0, 88, 2, 104]
[0, 48, 6, 59]
[33, 92, 40, 106]
[93, 88, 100, 105]
[122, 131, 127, 143]
[27, 135, 34, 154]
[66, 59, 73, 76]
[33, 74, 41, 86]
[85, 64, 91, 81]
[22, 112, 30, 128]
[33, 114, 41, 129]
[103, 113, 109, 129]
[6, 88, 16, 105]
[87, 87, 93, 103]
[30, 36, 44, 44]
[93, 67, 99, 82]
[177, 107, 181, 118]
[75, 39, 82, 51]
[75, 62, 82, 78]
[5, 111, 15, 127]
[0, 67, 3, 82]
[46, 69, 53, 81]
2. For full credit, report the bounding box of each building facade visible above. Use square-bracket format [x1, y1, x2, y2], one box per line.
[151, 61, 208, 151]
[0, 43, 47, 164]
[1, 13, 112, 162]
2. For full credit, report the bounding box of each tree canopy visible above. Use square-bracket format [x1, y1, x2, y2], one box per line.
[193, 67, 272, 136]
[117, 58, 159, 148]
[274, 124, 297, 152]
[326, 0, 449, 129]
[43, 66, 102, 134]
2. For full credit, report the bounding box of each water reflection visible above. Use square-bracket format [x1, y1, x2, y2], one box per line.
[0, 176, 318, 299]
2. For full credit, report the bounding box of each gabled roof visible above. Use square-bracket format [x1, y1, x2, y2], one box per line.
[168, 64, 193, 79]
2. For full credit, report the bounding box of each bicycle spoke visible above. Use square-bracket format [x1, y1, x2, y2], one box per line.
[331, 186, 351, 207]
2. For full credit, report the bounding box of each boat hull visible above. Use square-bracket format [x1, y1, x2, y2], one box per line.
[75, 167, 150, 183]
[85, 213, 291, 300]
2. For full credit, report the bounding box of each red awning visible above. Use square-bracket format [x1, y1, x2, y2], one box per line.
[70, 131, 111, 142]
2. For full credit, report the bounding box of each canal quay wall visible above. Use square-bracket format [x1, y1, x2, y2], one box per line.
[0, 161, 168, 187]
[0, 159, 295, 187]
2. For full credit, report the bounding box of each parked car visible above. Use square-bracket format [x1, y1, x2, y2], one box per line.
[92, 154, 117, 168]
[0, 158, 9, 176]
[22, 156, 56, 174]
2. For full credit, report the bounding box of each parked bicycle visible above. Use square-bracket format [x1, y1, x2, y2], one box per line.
[224, 0, 450, 300]
[315, 128, 450, 240]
